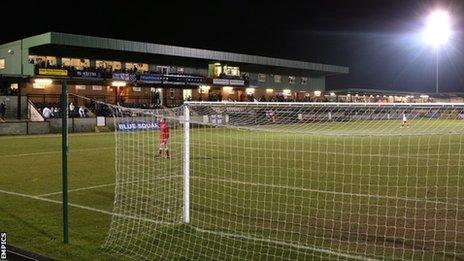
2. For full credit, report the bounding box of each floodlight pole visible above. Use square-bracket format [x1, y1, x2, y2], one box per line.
[435, 47, 439, 93]
[61, 80, 69, 244]
[182, 105, 190, 224]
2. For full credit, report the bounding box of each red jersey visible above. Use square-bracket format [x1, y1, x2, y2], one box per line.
[159, 121, 169, 140]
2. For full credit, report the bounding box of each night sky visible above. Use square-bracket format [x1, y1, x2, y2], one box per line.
[2, 0, 464, 92]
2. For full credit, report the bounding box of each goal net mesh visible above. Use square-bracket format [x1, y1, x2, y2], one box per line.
[103, 102, 464, 260]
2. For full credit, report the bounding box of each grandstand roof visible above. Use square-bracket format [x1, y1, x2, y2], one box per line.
[327, 88, 464, 97]
[10, 32, 348, 75]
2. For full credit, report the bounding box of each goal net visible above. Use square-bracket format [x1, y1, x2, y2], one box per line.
[103, 102, 464, 260]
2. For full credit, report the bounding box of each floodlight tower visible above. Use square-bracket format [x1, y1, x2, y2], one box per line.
[422, 10, 452, 93]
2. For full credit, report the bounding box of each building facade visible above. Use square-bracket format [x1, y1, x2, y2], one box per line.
[0, 32, 348, 111]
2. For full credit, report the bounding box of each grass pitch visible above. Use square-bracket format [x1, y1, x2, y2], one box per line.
[0, 120, 463, 260]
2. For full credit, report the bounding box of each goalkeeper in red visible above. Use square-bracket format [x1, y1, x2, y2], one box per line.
[158, 118, 170, 158]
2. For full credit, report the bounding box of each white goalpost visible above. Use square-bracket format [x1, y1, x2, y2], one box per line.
[102, 101, 464, 260]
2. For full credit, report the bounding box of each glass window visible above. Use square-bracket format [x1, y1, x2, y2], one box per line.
[177, 67, 184, 73]
[213, 63, 222, 77]
[132, 87, 141, 92]
[29, 55, 57, 67]
[0, 59, 4, 69]
[258, 73, 267, 82]
[62, 58, 90, 70]
[96, 60, 122, 70]
[274, 75, 281, 83]
[75, 85, 86, 90]
[125, 62, 148, 72]
[288, 76, 295, 84]
[183, 89, 192, 100]
[92, 85, 103, 91]
[156, 66, 170, 74]
[223, 66, 240, 76]
[301, 77, 308, 85]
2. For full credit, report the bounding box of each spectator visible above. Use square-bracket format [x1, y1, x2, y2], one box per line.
[53, 107, 59, 118]
[0, 101, 6, 120]
[78, 106, 86, 118]
[69, 102, 75, 117]
[42, 107, 52, 119]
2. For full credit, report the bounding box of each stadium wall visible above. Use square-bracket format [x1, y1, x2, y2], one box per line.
[0, 41, 22, 75]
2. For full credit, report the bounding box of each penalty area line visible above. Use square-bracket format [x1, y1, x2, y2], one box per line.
[0, 188, 172, 225]
[36, 182, 116, 197]
[36, 175, 183, 197]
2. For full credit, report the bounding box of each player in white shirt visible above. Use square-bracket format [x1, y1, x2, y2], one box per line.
[401, 112, 409, 128]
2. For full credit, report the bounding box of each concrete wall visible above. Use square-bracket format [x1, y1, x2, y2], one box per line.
[48, 118, 97, 133]
[0, 121, 50, 135]
[0, 95, 28, 119]
[0, 118, 98, 135]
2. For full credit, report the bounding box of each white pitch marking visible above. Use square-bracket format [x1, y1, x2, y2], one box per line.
[36, 175, 182, 197]
[36, 182, 117, 197]
[193, 176, 454, 206]
[0, 188, 172, 225]
[194, 227, 377, 261]
[0, 147, 114, 158]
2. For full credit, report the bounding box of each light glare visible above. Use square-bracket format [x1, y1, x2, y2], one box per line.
[422, 10, 451, 46]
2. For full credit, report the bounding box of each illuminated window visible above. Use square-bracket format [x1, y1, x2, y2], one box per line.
[213, 64, 222, 77]
[282, 89, 291, 96]
[183, 89, 192, 100]
[62, 58, 90, 69]
[29, 55, 57, 66]
[288, 76, 295, 84]
[223, 66, 240, 76]
[126, 62, 148, 72]
[92, 85, 103, 91]
[301, 77, 308, 85]
[75, 85, 86, 90]
[222, 86, 234, 94]
[274, 75, 281, 83]
[258, 74, 267, 82]
[132, 87, 141, 92]
[96, 60, 122, 70]
[0, 59, 4, 69]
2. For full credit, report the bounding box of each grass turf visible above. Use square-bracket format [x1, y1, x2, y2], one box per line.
[0, 120, 463, 260]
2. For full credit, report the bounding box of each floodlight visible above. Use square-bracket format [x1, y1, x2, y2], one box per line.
[422, 10, 451, 46]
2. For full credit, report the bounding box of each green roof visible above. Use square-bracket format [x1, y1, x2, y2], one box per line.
[15, 32, 348, 74]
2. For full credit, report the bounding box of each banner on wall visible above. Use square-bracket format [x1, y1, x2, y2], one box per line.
[37, 68, 68, 76]
[73, 70, 101, 79]
[139, 73, 163, 84]
[229, 79, 245, 86]
[212, 78, 229, 85]
[113, 73, 137, 82]
[117, 121, 159, 131]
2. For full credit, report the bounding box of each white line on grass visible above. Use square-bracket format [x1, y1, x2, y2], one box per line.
[194, 176, 455, 206]
[0, 188, 172, 225]
[36, 175, 182, 197]
[36, 182, 116, 197]
[35, 174, 454, 207]
[1, 147, 114, 158]
[0, 188, 379, 260]
[194, 227, 376, 261]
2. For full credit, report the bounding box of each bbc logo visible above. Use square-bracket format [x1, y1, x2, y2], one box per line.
[0, 232, 6, 260]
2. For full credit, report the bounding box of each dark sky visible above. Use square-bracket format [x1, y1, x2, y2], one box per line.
[2, 0, 464, 92]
